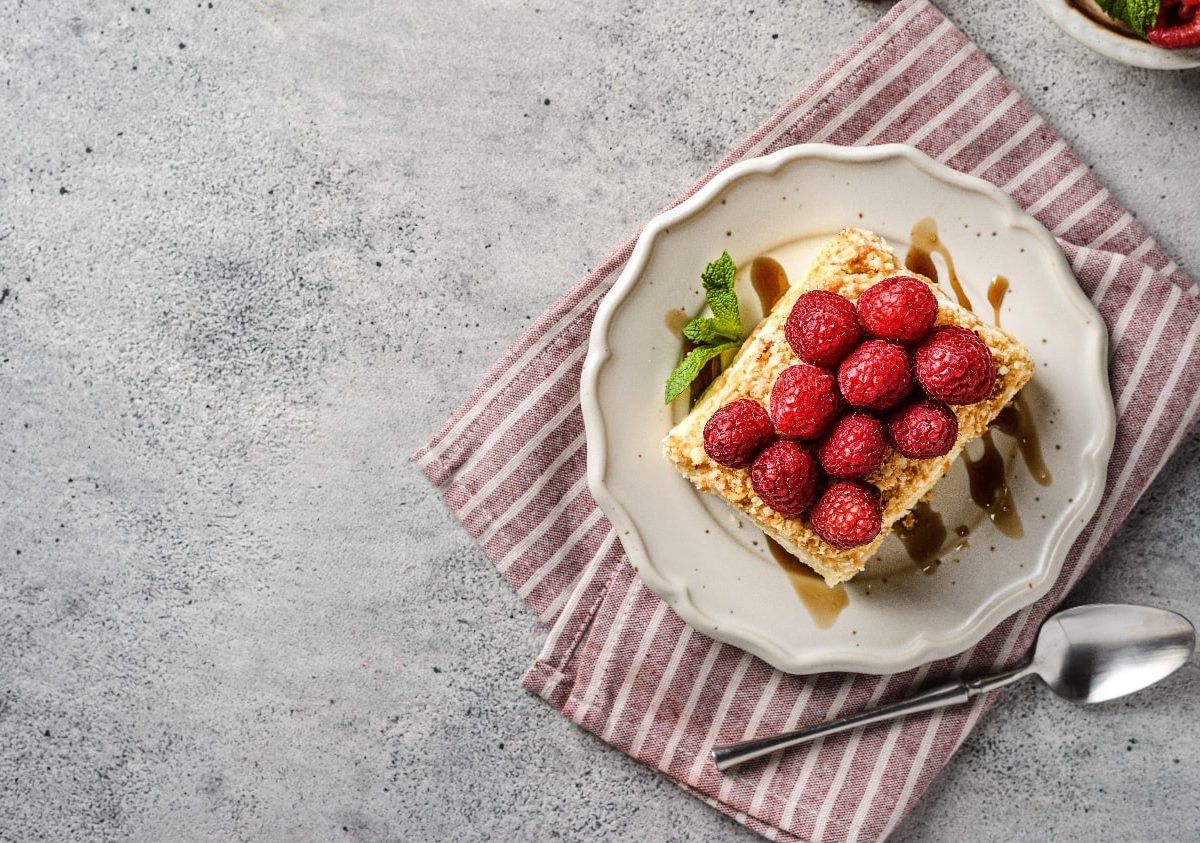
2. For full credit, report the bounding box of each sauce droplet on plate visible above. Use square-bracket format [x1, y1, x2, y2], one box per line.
[963, 431, 1024, 538]
[987, 275, 1009, 327]
[750, 256, 789, 315]
[765, 536, 848, 629]
[893, 501, 948, 573]
[993, 392, 1053, 486]
[664, 307, 690, 336]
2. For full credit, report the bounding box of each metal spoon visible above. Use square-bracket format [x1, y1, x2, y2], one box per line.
[712, 604, 1194, 772]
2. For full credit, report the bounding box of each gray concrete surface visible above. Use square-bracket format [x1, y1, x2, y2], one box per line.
[2, 1, 1197, 840]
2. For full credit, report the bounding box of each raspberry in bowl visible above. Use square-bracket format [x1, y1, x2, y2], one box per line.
[1034, 0, 1200, 69]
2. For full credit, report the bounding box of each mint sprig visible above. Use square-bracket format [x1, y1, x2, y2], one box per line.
[1095, 0, 1160, 36]
[664, 342, 739, 405]
[694, 251, 741, 340]
[664, 251, 742, 404]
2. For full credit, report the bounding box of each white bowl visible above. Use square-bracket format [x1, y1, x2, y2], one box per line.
[580, 144, 1115, 675]
[1034, 0, 1200, 69]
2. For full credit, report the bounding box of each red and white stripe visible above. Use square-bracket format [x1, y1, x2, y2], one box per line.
[414, 0, 1199, 840]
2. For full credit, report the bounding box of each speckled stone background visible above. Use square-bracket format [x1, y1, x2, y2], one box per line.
[2, 1, 1197, 839]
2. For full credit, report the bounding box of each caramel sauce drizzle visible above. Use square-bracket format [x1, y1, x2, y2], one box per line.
[750, 256, 789, 315]
[766, 537, 848, 629]
[963, 431, 1025, 538]
[907, 217, 974, 312]
[993, 393, 1053, 486]
[663, 307, 690, 336]
[987, 275, 1009, 327]
[893, 501, 949, 574]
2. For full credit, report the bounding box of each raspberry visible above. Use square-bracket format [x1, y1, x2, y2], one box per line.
[784, 290, 862, 367]
[837, 340, 912, 411]
[817, 413, 888, 480]
[856, 275, 939, 343]
[1148, 12, 1200, 48]
[887, 399, 959, 459]
[750, 440, 818, 516]
[702, 399, 775, 468]
[810, 481, 882, 549]
[913, 326, 996, 405]
[769, 364, 841, 440]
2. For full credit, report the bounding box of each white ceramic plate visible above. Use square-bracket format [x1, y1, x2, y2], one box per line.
[1034, 0, 1200, 69]
[581, 144, 1115, 675]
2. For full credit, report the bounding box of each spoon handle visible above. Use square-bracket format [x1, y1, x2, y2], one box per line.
[712, 667, 1029, 773]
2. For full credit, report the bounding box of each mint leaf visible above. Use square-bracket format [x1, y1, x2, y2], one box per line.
[682, 315, 737, 344]
[664, 341, 738, 404]
[1095, 0, 1159, 35]
[701, 251, 740, 338]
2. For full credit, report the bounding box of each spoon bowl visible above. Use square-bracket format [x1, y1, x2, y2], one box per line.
[1030, 603, 1195, 704]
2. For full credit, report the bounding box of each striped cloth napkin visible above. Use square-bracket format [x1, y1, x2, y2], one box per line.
[413, 0, 1199, 839]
